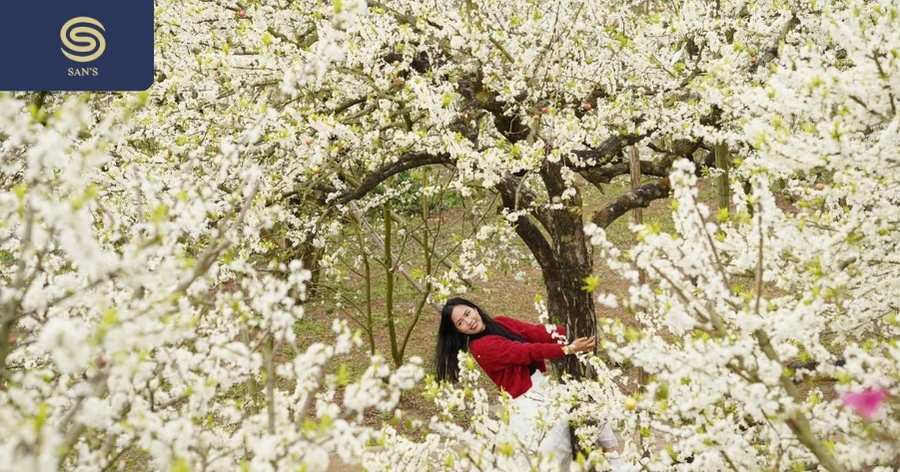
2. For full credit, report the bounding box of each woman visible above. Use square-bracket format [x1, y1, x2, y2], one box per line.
[435, 297, 627, 471]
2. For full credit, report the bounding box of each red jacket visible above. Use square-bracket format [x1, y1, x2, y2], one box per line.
[469, 316, 567, 398]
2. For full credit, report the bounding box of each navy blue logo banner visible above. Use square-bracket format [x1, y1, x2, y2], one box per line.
[0, 1, 154, 91]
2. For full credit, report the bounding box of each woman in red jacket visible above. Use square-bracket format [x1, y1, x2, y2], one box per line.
[435, 297, 627, 471]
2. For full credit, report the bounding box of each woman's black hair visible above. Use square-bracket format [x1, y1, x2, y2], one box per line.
[434, 297, 532, 383]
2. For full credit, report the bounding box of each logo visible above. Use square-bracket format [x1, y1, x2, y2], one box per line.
[60, 17, 106, 63]
[1, 1, 153, 91]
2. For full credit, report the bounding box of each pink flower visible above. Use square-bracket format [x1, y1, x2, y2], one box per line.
[841, 388, 888, 420]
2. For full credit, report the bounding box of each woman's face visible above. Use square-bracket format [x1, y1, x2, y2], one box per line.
[450, 304, 485, 335]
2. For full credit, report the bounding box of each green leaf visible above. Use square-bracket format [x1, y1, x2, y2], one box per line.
[34, 402, 49, 433]
[805, 257, 823, 278]
[101, 307, 119, 327]
[135, 90, 150, 108]
[28, 104, 47, 123]
[320, 415, 333, 430]
[13, 183, 27, 201]
[625, 327, 641, 343]
[582, 275, 600, 293]
[150, 203, 169, 223]
[303, 418, 317, 433]
[716, 208, 729, 223]
[171, 457, 191, 472]
[336, 363, 351, 387]
[0, 249, 14, 266]
[221, 247, 237, 264]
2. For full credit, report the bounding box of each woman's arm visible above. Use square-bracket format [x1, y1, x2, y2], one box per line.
[470, 335, 565, 367]
[495, 316, 566, 343]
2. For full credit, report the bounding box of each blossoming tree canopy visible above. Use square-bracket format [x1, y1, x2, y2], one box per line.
[1, 0, 898, 471]
[126, 0, 861, 365]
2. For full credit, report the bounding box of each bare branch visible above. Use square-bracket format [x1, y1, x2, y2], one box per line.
[347, 203, 441, 312]
[590, 179, 672, 229]
[576, 156, 674, 188]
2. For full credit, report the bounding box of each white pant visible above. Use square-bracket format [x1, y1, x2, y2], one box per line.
[509, 371, 621, 471]
[509, 371, 573, 470]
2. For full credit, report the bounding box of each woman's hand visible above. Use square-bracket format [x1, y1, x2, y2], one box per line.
[564, 336, 596, 354]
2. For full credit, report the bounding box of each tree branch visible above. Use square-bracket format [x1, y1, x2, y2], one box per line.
[750, 15, 799, 74]
[576, 156, 674, 188]
[496, 178, 556, 271]
[570, 134, 644, 164]
[334, 152, 450, 204]
[590, 178, 671, 228]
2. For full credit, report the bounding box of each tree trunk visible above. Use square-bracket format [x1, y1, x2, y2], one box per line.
[383, 202, 401, 368]
[543, 258, 596, 378]
[497, 161, 598, 380]
[715, 142, 730, 212]
[299, 240, 324, 298]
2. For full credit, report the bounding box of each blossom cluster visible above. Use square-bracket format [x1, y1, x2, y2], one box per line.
[0, 93, 422, 471]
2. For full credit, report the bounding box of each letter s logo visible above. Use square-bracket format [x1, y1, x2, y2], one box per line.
[60, 17, 106, 63]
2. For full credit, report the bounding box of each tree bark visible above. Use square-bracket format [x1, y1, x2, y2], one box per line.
[592, 179, 671, 229]
[383, 202, 401, 367]
[542, 160, 598, 378]
[298, 238, 324, 298]
[714, 143, 731, 211]
[629, 146, 644, 224]
[542, 262, 596, 378]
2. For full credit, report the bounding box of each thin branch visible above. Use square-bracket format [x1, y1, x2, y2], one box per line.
[173, 181, 259, 295]
[750, 15, 799, 74]
[689, 194, 731, 291]
[754, 209, 764, 316]
[347, 203, 441, 312]
[265, 335, 276, 434]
